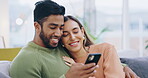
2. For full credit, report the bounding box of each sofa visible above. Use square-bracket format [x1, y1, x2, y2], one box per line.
[0, 48, 21, 78]
[120, 57, 148, 78]
[0, 61, 11, 78]
[0, 48, 148, 78]
[0, 48, 21, 61]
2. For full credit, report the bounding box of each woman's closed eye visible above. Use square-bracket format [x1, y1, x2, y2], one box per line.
[62, 32, 69, 37]
[73, 28, 79, 34]
[62, 28, 79, 37]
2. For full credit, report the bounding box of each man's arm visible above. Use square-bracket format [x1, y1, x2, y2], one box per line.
[123, 65, 140, 78]
[10, 52, 42, 78]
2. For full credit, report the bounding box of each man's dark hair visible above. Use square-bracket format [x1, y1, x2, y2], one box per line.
[34, 0, 65, 25]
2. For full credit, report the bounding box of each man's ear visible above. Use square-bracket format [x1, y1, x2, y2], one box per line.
[34, 22, 41, 33]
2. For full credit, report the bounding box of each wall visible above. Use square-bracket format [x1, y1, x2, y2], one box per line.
[0, 0, 10, 47]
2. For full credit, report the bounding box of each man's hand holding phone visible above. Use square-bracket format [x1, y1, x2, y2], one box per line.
[65, 63, 98, 78]
[64, 53, 101, 78]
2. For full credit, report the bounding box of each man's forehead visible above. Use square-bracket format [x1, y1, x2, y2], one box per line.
[44, 16, 63, 24]
[47, 15, 64, 20]
[48, 23, 64, 26]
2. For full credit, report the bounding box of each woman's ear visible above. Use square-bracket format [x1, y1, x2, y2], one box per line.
[34, 22, 41, 33]
[81, 27, 85, 36]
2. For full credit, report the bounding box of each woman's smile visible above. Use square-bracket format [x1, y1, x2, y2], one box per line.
[69, 41, 79, 47]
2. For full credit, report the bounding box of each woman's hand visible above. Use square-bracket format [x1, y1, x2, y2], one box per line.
[123, 66, 140, 78]
[62, 56, 75, 67]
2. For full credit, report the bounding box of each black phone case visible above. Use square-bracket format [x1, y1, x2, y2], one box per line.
[85, 53, 101, 65]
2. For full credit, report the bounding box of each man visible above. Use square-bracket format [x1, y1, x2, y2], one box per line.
[10, 0, 97, 78]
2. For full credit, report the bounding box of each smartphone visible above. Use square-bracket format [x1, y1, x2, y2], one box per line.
[85, 53, 101, 65]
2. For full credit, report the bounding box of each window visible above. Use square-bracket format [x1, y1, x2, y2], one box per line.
[129, 0, 148, 56]
[9, 0, 85, 47]
[95, 0, 122, 50]
[9, 0, 35, 47]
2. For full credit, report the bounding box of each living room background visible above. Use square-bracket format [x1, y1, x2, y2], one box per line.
[0, 0, 148, 57]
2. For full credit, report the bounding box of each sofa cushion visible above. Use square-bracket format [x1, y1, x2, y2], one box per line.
[120, 57, 148, 78]
[0, 61, 11, 78]
[0, 72, 10, 78]
[0, 48, 21, 61]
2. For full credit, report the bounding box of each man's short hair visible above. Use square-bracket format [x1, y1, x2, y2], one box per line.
[34, 0, 65, 22]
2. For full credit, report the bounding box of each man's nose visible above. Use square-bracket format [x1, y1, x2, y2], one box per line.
[54, 29, 61, 37]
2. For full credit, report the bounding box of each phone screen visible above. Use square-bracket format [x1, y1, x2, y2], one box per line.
[85, 53, 101, 65]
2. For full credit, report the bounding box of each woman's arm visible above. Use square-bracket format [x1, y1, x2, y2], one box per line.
[103, 44, 125, 78]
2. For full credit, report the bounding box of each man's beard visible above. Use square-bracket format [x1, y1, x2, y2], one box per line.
[39, 29, 58, 49]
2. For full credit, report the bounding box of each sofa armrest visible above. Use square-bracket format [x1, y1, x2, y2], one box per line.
[0, 61, 11, 78]
[120, 57, 148, 78]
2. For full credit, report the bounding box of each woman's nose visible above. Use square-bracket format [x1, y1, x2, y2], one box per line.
[70, 34, 76, 40]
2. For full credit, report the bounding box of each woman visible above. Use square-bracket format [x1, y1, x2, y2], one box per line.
[61, 15, 139, 78]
